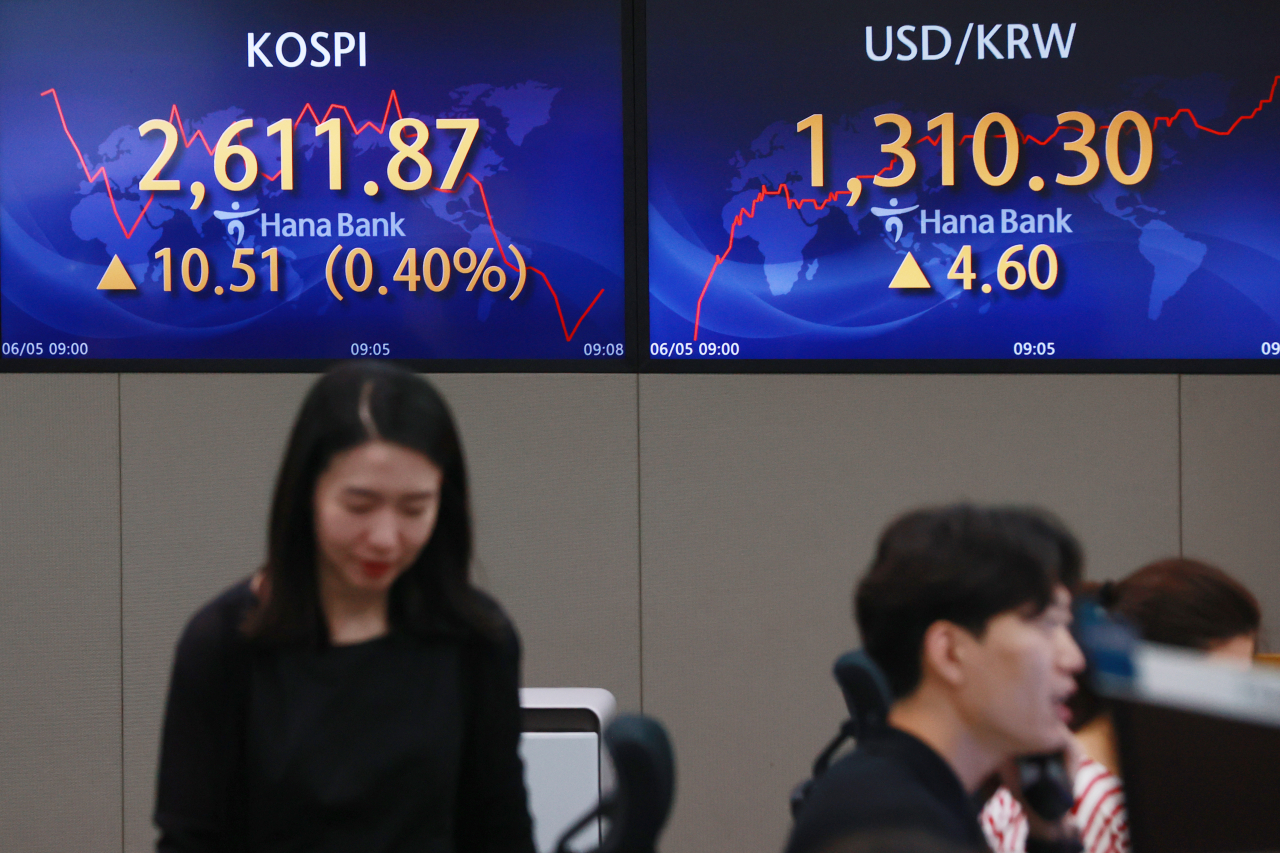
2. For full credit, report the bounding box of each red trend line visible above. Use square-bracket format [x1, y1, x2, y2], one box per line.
[694, 75, 1280, 340]
[41, 88, 601, 342]
[1153, 74, 1280, 135]
[440, 174, 604, 342]
[41, 88, 412, 232]
[695, 183, 850, 339]
[40, 88, 155, 237]
[293, 90, 405, 136]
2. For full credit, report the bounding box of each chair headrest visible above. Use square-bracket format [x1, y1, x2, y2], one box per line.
[832, 650, 892, 735]
[598, 715, 675, 853]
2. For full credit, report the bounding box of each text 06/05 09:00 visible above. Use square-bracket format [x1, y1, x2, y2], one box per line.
[651, 342, 741, 357]
[3, 342, 89, 357]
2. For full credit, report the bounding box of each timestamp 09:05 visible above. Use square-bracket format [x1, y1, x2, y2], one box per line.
[651, 342, 741, 357]
[3, 342, 89, 357]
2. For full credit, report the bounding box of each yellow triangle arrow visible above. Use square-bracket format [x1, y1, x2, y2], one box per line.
[96, 255, 137, 291]
[887, 252, 932, 289]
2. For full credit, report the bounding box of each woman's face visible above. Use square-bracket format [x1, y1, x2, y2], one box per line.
[1207, 633, 1257, 664]
[313, 440, 444, 598]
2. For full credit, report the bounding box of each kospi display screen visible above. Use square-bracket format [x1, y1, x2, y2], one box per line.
[645, 1, 1280, 367]
[1, 0, 627, 366]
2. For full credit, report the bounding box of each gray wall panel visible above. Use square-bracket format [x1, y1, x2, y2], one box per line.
[119, 372, 640, 851]
[32, 366, 1280, 853]
[120, 374, 315, 852]
[638, 374, 1180, 853]
[0, 375, 122, 853]
[429, 374, 641, 710]
[1181, 375, 1280, 647]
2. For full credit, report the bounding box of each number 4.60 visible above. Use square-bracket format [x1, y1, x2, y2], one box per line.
[947, 244, 1059, 292]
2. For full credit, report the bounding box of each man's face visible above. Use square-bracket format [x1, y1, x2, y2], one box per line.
[953, 585, 1084, 756]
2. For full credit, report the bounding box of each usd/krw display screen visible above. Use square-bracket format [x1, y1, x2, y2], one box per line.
[1, 0, 626, 364]
[645, 1, 1280, 365]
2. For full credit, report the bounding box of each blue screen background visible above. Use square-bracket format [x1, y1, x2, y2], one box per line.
[1, 0, 625, 361]
[646, 1, 1280, 362]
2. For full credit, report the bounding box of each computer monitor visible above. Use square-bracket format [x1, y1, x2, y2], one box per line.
[520, 688, 617, 853]
[1107, 645, 1280, 853]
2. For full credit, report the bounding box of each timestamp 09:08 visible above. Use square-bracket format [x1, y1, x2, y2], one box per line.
[3, 342, 89, 357]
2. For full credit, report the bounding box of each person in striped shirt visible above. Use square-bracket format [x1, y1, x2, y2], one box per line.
[981, 558, 1261, 853]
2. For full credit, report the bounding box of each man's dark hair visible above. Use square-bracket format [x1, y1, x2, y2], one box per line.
[854, 505, 1083, 699]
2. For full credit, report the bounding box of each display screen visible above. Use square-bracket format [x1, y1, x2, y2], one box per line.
[1, 0, 627, 365]
[645, 1, 1280, 366]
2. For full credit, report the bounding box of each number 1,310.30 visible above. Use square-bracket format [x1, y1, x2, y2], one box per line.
[795, 110, 1153, 196]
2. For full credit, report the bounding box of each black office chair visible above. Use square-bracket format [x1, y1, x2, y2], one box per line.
[789, 650, 892, 817]
[793, 648, 1075, 825]
[834, 649, 894, 733]
[554, 714, 676, 853]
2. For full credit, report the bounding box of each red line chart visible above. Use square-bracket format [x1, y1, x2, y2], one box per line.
[39, 88, 602, 342]
[693, 75, 1280, 340]
[440, 174, 605, 342]
[41, 88, 158, 238]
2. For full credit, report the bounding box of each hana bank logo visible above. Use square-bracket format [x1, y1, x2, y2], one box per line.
[871, 198, 919, 243]
[213, 202, 259, 245]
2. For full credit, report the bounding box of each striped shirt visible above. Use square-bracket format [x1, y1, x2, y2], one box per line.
[980, 757, 1129, 853]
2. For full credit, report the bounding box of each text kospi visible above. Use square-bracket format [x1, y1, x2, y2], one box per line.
[248, 32, 367, 68]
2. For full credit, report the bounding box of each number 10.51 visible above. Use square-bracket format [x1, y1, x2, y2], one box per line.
[152, 246, 281, 294]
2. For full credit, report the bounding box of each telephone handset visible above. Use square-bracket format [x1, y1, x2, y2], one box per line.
[1016, 752, 1074, 821]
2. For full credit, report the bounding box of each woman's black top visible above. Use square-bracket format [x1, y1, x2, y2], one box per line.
[154, 580, 536, 853]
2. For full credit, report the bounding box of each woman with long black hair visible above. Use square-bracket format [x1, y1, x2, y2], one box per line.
[154, 362, 535, 853]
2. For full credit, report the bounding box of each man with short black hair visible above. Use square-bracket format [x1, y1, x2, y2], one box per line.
[786, 505, 1085, 853]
